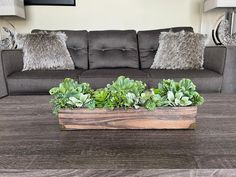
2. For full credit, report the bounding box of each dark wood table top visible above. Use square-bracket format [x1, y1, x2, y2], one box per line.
[0, 94, 235, 176]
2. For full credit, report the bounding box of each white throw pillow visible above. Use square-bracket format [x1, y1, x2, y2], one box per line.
[15, 32, 75, 71]
[151, 31, 207, 70]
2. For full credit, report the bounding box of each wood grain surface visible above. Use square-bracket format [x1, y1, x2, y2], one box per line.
[59, 107, 197, 130]
[0, 169, 235, 177]
[0, 94, 236, 173]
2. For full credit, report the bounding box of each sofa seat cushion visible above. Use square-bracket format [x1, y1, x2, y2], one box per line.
[7, 70, 84, 95]
[80, 69, 149, 89]
[144, 69, 223, 92]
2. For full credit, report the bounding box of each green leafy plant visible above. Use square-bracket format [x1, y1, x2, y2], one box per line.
[49, 76, 204, 115]
[140, 90, 167, 111]
[49, 78, 94, 114]
[93, 88, 110, 108]
[105, 76, 146, 109]
[154, 79, 204, 107]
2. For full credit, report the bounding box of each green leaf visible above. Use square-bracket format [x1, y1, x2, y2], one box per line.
[175, 98, 181, 105]
[80, 94, 88, 103]
[179, 79, 196, 92]
[152, 88, 161, 95]
[67, 97, 83, 107]
[49, 87, 59, 95]
[167, 91, 175, 101]
[175, 92, 183, 100]
[86, 100, 96, 110]
[145, 100, 156, 111]
[180, 97, 192, 106]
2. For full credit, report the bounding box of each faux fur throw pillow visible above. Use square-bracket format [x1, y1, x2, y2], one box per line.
[151, 31, 207, 70]
[15, 32, 75, 71]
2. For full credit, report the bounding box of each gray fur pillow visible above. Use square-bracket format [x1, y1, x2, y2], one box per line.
[15, 32, 75, 71]
[151, 31, 207, 70]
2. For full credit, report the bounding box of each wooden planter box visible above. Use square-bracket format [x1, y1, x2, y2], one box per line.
[58, 107, 197, 130]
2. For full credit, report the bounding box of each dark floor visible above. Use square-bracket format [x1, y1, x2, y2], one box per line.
[0, 94, 235, 174]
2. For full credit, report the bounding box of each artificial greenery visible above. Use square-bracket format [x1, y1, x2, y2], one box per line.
[138, 79, 204, 111]
[49, 76, 204, 114]
[104, 76, 146, 110]
[49, 78, 95, 114]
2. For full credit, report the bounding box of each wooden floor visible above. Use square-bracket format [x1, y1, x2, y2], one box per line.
[0, 94, 236, 176]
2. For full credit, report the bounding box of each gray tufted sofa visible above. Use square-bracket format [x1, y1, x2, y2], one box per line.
[1, 26, 236, 98]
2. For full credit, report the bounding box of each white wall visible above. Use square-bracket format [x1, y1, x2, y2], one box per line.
[0, 0, 204, 33]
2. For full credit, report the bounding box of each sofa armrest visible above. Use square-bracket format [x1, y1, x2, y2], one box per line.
[204, 46, 226, 74]
[204, 46, 236, 93]
[221, 46, 236, 93]
[0, 49, 23, 98]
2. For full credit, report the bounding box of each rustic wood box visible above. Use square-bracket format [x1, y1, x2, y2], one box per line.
[58, 107, 197, 130]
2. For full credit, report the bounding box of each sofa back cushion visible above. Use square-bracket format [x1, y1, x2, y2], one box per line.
[138, 27, 194, 69]
[32, 30, 88, 69]
[88, 30, 139, 69]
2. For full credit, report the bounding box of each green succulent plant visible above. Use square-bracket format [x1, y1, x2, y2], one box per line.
[93, 88, 110, 108]
[140, 90, 166, 111]
[156, 79, 204, 107]
[49, 78, 94, 114]
[49, 77, 204, 115]
[104, 76, 146, 110]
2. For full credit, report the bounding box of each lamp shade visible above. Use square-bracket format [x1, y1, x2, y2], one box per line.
[0, 0, 25, 18]
[204, 0, 236, 12]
